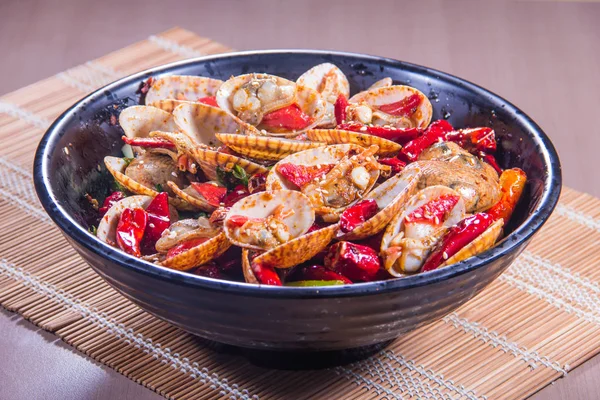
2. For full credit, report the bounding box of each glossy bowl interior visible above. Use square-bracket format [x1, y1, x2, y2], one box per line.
[34, 51, 561, 351]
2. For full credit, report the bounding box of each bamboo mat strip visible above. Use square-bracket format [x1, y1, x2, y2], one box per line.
[1, 27, 599, 399]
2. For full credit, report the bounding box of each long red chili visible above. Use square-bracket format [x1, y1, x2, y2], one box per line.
[421, 213, 494, 272]
[121, 136, 175, 149]
[444, 127, 496, 153]
[404, 194, 460, 225]
[399, 119, 454, 161]
[166, 237, 210, 259]
[334, 94, 348, 125]
[116, 208, 148, 257]
[191, 182, 227, 207]
[251, 260, 282, 286]
[99, 191, 125, 216]
[141, 192, 171, 254]
[377, 93, 422, 117]
[336, 122, 420, 144]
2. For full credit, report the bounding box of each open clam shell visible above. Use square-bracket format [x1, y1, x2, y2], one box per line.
[349, 85, 432, 129]
[306, 129, 402, 157]
[297, 63, 350, 127]
[173, 102, 244, 145]
[215, 133, 325, 161]
[145, 75, 223, 106]
[155, 217, 219, 253]
[408, 160, 500, 213]
[266, 144, 362, 190]
[150, 131, 269, 179]
[119, 106, 179, 139]
[104, 156, 194, 211]
[368, 77, 393, 90]
[442, 219, 504, 267]
[166, 181, 217, 212]
[97, 195, 178, 244]
[338, 166, 422, 241]
[223, 190, 315, 251]
[381, 185, 466, 276]
[161, 231, 231, 271]
[253, 224, 338, 269]
[216, 73, 327, 135]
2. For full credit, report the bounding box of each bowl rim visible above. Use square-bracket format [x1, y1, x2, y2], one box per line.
[34, 49, 562, 299]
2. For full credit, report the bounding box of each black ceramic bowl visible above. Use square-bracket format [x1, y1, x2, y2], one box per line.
[34, 51, 561, 351]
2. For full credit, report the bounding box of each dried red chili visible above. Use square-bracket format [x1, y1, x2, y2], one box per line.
[121, 136, 175, 149]
[141, 192, 171, 254]
[339, 199, 379, 233]
[166, 237, 210, 259]
[404, 194, 460, 225]
[400, 119, 454, 161]
[197, 96, 219, 107]
[116, 208, 148, 257]
[276, 163, 335, 189]
[191, 182, 227, 207]
[324, 242, 381, 282]
[377, 93, 422, 117]
[421, 213, 494, 272]
[99, 191, 125, 216]
[222, 185, 250, 207]
[261, 104, 312, 131]
[334, 94, 349, 125]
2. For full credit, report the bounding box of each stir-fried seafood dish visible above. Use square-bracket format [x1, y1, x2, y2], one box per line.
[89, 63, 528, 286]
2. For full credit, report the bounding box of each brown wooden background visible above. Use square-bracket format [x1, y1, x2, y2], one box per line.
[1, 0, 599, 399]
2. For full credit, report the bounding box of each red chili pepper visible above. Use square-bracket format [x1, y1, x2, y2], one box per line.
[226, 215, 255, 228]
[223, 185, 250, 207]
[251, 260, 282, 286]
[339, 199, 379, 233]
[291, 264, 352, 284]
[487, 168, 527, 223]
[378, 93, 422, 117]
[378, 158, 406, 175]
[444, 127, 496, 153]
[141, 192, 171, 254]
[191, 182, 227, 207]
[400, 120, 454, 161]
[276, 163, 335, 189]
[336, 122, 421, 145]
[421, 213, 494, 272]
[121, 136, 175, 149]
[324, 242, 381, 282]
[99, 191, 125, 216]
[404, 194, 460, 225]
[248, 173, 267, 194]
[334, 94, 348, 125]
[261, 104, 312, 131]
[166, 237, 210, 259]
[197, 96, 219, 108]
[482, 153, 503, 175]
[116, 208, 148, 257]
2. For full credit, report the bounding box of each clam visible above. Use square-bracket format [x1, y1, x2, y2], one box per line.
[337, 165, 422, 241]
[348, 85, 432, 129]
[166, 182, 217, 212]
[215, 133, 326, 161]
[253, 224, 338, 269]
[155, 217, 219, 252]
[241, 249, 259, 284]
[172, 102, 245, 145]
[367, 77, 393, 90]
[104, 156, 194, 211]
[223, 190, 315, 251]
[150, 131, 269, 181]
[380, 186, 466, 276]
[160, 232, 231, 271]
[406, 158, 500, 213]
[266, 144, 381, 221]
[97, 195, 178, 245]
[297, 63, 350, 127]
[216, 73, 327, 135]
[145, 75, 223, 107]
[306, 129, 402, 157]
[118, 106, 179, 139]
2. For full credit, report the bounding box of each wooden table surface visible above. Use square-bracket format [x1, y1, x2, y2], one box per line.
[1, 0, 598, 399]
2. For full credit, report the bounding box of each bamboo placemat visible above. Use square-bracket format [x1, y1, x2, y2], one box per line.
[1, 27, 600, 400]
